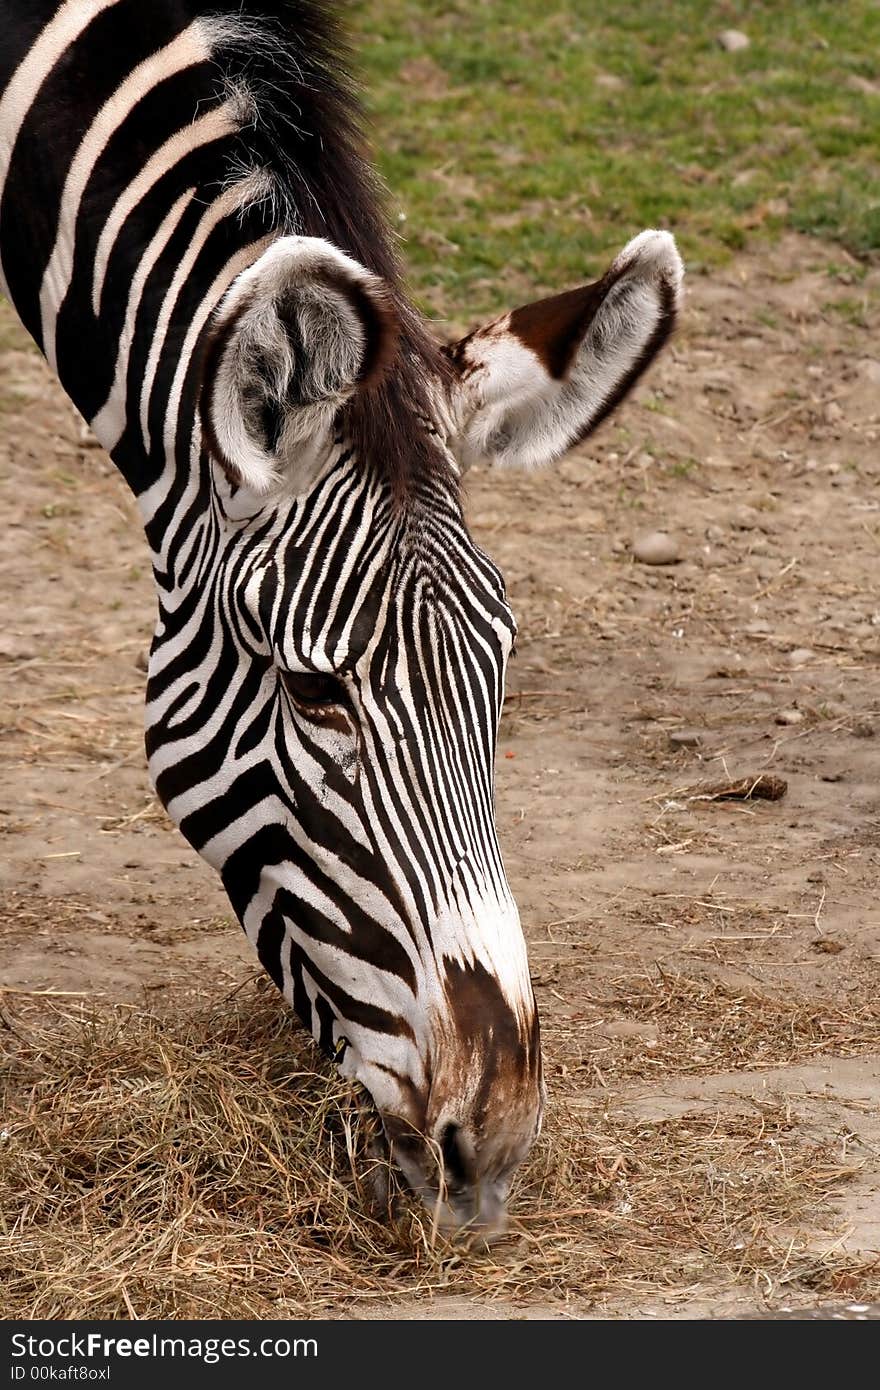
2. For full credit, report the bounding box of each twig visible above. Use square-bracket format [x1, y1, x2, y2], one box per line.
[813, 885, 827, 936]
[683, 774, 788, 803]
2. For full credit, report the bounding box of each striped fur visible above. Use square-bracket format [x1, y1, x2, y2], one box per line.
[0, 1, 682, 1231]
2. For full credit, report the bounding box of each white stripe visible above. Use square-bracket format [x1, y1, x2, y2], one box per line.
[89, 185, 196, 451]
[92, 101, 235, 317]
[139, 174, 270, 456]
[0, 0, 119, 180]
[0, 0, 121, 293]
[39, 21, 211, 371]
[135, 229, 273, 533]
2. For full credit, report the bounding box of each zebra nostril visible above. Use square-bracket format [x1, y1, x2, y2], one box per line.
[439, 1120, 476, 1192]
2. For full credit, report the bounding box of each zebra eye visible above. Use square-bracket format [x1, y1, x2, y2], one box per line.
[280, 670, 349, 710]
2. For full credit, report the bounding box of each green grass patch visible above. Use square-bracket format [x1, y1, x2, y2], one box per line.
[352, 0, 880, 317]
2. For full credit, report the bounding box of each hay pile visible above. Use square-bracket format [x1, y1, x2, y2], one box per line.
[1, 979, 877, 1318]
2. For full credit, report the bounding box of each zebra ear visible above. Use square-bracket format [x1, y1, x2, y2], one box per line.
[447, 230, 683, 472]
[200, 236, 398, 493]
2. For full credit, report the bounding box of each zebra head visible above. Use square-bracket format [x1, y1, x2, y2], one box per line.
[156, 227, 683, 1234]
[0, 0, 681, 1234]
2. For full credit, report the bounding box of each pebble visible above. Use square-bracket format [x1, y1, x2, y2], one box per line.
[0, 635, 37, 660]
[595, 72, 625, 90]
[668, 729, 703, 749]
[718, 29, 750, 52]
[600, 1019, 660, 1043]
[135, 650, 149, 673]
[732, 506, 760, 531]
[852, 720, 875, 739]
[788, 648, 814, 667]
[858, 359, 880, 385]
[775, 708, 804, 726]
[632, 530, 680, 566]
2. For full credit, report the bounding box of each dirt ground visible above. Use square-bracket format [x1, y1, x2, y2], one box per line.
[2, 233, 880, 1319]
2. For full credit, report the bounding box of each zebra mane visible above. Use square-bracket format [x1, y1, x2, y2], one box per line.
[201, 1, 456, 508]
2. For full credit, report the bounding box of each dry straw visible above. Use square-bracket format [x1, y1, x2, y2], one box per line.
[1, 976, 878, 1318]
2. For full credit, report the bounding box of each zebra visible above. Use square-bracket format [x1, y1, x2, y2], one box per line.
[0, 1, 683, 1234]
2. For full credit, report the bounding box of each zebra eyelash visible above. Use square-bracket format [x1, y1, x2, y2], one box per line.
[278, 669, 352, 713]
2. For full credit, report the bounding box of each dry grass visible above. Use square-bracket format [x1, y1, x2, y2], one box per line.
[1, 980, 877, 1319]
[554, 966, 880, 1085]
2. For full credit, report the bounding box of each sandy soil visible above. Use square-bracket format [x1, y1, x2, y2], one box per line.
[2, 233, 879, 1318]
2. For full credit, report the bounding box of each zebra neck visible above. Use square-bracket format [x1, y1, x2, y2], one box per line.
[0, 3, 276, 507]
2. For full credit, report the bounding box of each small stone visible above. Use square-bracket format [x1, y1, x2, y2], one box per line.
[775, 708, 803, 726]
[852, 720, 875, 739]
[705, 524, 726, 543]
[857, 358, 880, 385]
[718, 29, 750, 52]
[135, 650, 149, 673]
[600, 1019, 660, 1043]
[668, 729, 703, 749]
[632, 531, 680, 566]
[0, 635, 38, 661]
[595, 72, 625, 91]
[811, 938, 845, 955]
[788, 648, 814, 667]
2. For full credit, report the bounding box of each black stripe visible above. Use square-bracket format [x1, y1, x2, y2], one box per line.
[1, 0, 189, 344]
